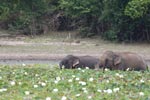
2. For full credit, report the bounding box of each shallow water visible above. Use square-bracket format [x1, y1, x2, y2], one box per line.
[0, 59, 60, 65]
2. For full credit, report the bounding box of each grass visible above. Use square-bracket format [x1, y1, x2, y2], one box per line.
[0, 64, 150, 100]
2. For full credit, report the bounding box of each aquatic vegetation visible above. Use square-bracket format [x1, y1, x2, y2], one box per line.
[0, 64, 150, 100]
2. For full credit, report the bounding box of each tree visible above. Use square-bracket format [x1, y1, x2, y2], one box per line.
[125, 0, 150, 19]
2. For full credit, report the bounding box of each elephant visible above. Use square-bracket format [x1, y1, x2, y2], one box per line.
[100, 51, 148, 71]
[59, 55, 101, 69]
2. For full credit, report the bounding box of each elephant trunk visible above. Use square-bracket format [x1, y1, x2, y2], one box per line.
[146, 64, 149, 71]
[59, 62, 63, 69]
[102, 62, 106, 73]
[100, 59, 106, 72]
[103, 66, 106, 73]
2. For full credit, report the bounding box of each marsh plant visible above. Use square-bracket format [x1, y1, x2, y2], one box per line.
[0, 64, 150, 100]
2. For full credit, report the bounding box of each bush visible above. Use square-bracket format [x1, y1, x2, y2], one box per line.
[102, 28, 118, 41]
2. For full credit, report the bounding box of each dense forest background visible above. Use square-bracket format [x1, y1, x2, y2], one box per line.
[0, 0, 150, 42]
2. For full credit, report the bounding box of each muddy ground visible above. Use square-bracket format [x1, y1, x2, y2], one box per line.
[0, 31, 150, 65]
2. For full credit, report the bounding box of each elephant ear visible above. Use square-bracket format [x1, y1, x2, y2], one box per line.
[72, 58, 80, 68]
[114, 56, 121, 66]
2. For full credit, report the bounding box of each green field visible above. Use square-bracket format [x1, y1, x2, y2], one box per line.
[0, 65, 150, 100]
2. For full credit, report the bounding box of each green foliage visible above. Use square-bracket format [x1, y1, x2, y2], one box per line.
[59, 0, 103, 37]
[0, 65, 150, 99]
[59, 0, 102, 17]
[103, 29, 118, 41]
[0, 0, 150, 42]
[0, 0, 59, 30]
[98, 0, 131, 41]
[125, 0, 150, 19]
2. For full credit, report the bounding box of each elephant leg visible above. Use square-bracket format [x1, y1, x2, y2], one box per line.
[115, 62, 127, 71]
[94, 63, 100, 70]
[118, 66, 125, 70]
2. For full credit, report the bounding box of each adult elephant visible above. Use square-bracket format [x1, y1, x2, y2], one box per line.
[59, 55, 101, 69]
[100, 51, 148, 71]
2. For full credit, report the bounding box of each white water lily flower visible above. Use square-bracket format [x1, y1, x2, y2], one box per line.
[103, 89, 107, 93]
[97, 89, 102, 93]
[0, 88, 7, 92]
[82, 82, 86, 85]
[78, 68, 81, 70]
[89, 78, 94, 82]
[75, 77, 80, 81]
[22, 63, 26, 66]
[3, 88, 7, 91]
[56, 77, 61, 81]
[85, 67, 89, 69]
[35, 74, 39, 77]
[115, 73, 119, 76]
[107, 89, 113, 94]
[53, 88, 58, 92]
[0, 76, 2, 80]
[82, 88, 86, 91]
[12, 72, 15, 74]
[140, 79, 145, 83]
[82, 88, 88, 93]
[106, 80, 109, 83]
[72, 75, 76, 78]
[79, 81, 86, 85]
[76, 94, 81, 97]
[139, 92, 144, 96]
[115, 73, 124, 78]
[25, 91, 30, 95]
[83, 89, 88, 93]
[38, 81, 42, 84]
[105, 68, 109, 71]
[46, 97, 51, 100]
[38, 77, 40, 80]
[61, 96, 67, 100]
[88, 96, 92, 99]
[126, 68, 130, 71]
[113, 88, 120, 92]
[104, 89, 112, 94]
[34, 85, 38, 88]
[0, 89, 3, 92]
[41, 82, 46, 87]
[119, 74, 124, 78]
[24, 72, 28, 75]
[82, 70, 85, 72]
[10, 81, 16, 86]
[54, 80, 58, 84]
[68, 79, 73, 82]
[18, 82, 22, 85]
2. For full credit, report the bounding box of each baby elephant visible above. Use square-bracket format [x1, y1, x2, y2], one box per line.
[59, 55, 101, 69]
[100, 51, 148, 71]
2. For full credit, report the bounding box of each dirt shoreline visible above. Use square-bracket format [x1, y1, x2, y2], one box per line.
[0, 32, 149, 62]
